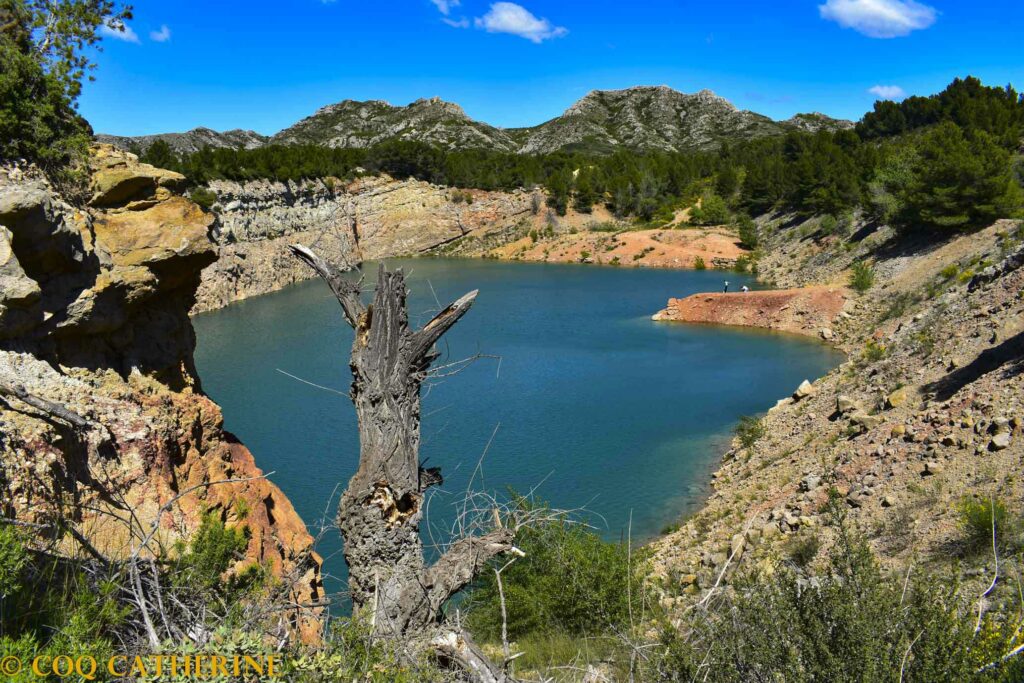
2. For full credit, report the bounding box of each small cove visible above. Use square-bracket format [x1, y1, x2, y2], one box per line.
[193, 258, 844, 594]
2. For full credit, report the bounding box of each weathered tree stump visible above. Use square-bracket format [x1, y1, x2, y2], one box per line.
[290, 245, 516, 681]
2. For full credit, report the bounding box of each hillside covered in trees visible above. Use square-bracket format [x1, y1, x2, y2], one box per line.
[141, 77, 1024, 234]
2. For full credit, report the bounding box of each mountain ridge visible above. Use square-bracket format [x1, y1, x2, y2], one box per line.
[97, 86, 854, 156]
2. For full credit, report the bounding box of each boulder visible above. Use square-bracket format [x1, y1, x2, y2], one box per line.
[836, 395, 861, 415]
[800, 474, 822, 492]
[730, 533, 746, 559]
[850, 411, 882, 430]
[0, 226, 42, 338]
[990, 432, 1011, 451]
[89, 144, 186, 207]
[793, 379, 816, 400]
[886, 387, 911, 409]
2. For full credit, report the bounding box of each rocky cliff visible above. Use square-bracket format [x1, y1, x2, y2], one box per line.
[0, 146, 322, 639]
[193, 175, 538, 313]
[649, 216, 1024, 618]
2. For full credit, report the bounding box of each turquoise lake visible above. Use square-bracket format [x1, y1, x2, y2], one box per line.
[193, 258, 843, 594]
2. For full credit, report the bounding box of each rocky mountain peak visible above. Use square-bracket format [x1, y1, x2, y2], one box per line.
[97, 88, 854, 156]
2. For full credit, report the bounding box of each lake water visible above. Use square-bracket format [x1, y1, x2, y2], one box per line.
[193, 258, 843, 593]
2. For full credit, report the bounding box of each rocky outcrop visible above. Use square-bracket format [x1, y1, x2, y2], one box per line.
[514, 86, 787, 154]
[0, 147, 321, 640]
[272, 97, 519, 152]
[649, 219, 1024, 617]
[652, 286, 850, 339]
[193, 175, 537, 312]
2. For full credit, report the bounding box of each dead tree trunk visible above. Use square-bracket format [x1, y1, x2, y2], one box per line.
[289, 245, 515, 652]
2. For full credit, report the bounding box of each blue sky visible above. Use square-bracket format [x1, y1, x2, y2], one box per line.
[80, 0, 1024, 136]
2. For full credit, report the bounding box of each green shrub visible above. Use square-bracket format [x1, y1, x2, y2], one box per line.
[820, 214, 839, 235]
[850, 260, 876, 293]
[465, 502, 647, 642]
[580, 250, 591, 261]
[940, 264, 960, 280]
[893, 122, 1023, 233]
[647, 524, 1022, 682]
[785, 532, 821, 568]
[690, 192, 731, 226]
[693, 256, 706, 270]
[172, 513, 260, 599]
[735, 415, 767, 449]
[958, 497, 1019, 554]
[189, 186, 218, 211]
[289, 617, 443, 682]
[736, 214, 759, 249]
[863, 340, 888, 362]
[0, 524, 28, 598]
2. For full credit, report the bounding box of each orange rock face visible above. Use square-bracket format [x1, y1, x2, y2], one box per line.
[653, 286, 850, 339]
[0, 147, 323, 641]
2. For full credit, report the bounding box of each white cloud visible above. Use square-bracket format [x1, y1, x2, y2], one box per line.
[819, 0, 937, 38]
[432, 0, 460, 15]
[443, 17, 470, 28]
[100, 20, 140, 44]
[149, 25, 171, 43]
[869, 84, 907, 100]
[474, 2, 567, 43]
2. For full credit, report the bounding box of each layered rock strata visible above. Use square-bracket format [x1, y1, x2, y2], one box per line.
[193, 176, 537, 313]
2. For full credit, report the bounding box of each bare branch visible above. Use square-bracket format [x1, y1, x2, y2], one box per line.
[288, 244, 365, 327]
[410, 289, 479, 363]
[0, 380, 93, 430]
[424, 528, 516, 610]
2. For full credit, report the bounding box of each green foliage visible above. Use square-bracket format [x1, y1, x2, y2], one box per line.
[889, 122, 1023, 232]
[133, 76, 1021, 239]
[863, 340, 888, 362]
[189, 186, 218, 211]
[958, 497, 1020, 554]
[172, 513, 258, 598]
[735, 213, 759, 249]
[0, 0, 131, 172]
[288, 618, 442, 683]
[0, 525, 28, 598]
[465, 502, 647, 642]
[820, 214, 839, 236]
[648, 525, 1023, 682]
[690, 191, 731, 225]
[858, 77, 1024, 145]
[735, 415, 767, 449]
[733, 254, 754, 273]
[692, 255, 706, 270]
[785, 532, 821, 568]
[850, 260, 876, 293]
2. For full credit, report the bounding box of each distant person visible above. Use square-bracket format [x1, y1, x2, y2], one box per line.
[723, 281, 729, 293]
[742, 285, 750, 293]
